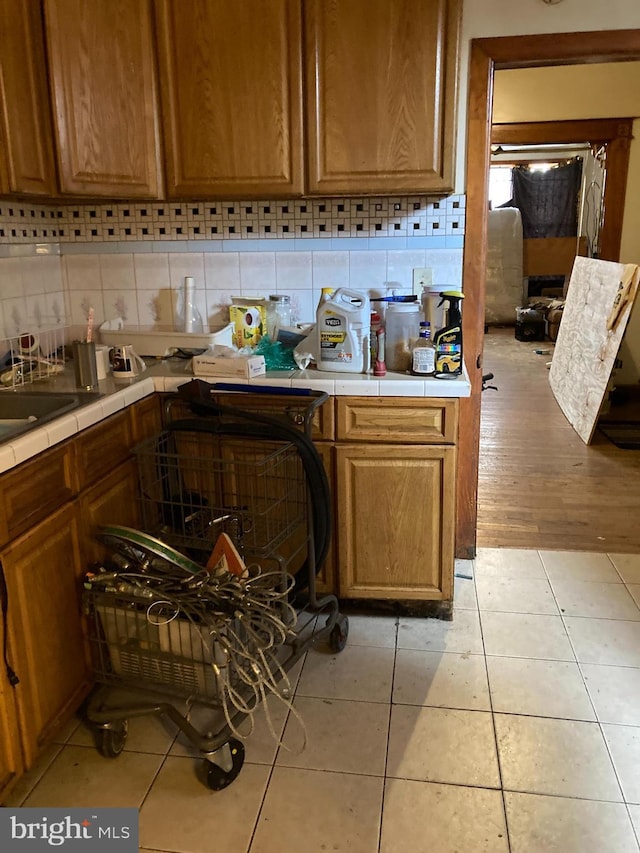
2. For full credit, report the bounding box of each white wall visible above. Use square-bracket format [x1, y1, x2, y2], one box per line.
[456, 0, 640, 189]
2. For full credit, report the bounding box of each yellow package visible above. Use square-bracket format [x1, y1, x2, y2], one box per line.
[229, 305, 266, 348]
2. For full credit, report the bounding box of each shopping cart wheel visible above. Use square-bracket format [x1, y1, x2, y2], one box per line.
[329, 615, 349, 653]
[96, 720, 128, 758]
[205, 739, 245, 791]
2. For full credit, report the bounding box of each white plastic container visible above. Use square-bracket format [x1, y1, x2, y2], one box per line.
[316, 288, 370, 373]
[385, 301, 421, 372]
[421, 285, 447, 334]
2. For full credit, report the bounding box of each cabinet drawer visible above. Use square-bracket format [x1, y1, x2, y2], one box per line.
[0, 443, 74, 545]
[73, 411, 132, 490]
[336, 397, 458, 444]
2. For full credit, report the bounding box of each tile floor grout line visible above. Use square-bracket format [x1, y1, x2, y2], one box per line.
[245, 646, 309, 853]
[556, 600, 631, 812]
[376, 615, 399, 853]
[475, 563, 513, 853]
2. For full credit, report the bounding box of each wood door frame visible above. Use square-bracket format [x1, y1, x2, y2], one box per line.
[457, 30, 640, 559]
[492, 118, 633, 261]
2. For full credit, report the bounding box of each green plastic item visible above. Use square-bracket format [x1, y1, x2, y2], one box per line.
[253, 336, 297, 371]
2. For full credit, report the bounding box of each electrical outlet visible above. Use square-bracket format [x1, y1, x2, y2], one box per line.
[412, 267, 432, 295]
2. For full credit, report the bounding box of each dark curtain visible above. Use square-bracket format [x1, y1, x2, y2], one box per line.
[510, 159, 582, 239]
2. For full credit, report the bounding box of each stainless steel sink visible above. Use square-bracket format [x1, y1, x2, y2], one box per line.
[0, 391, 102, 442]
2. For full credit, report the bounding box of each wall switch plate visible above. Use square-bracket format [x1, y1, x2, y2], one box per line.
[412, 267, 432, 295]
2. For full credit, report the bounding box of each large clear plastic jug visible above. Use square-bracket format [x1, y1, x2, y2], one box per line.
[385, 301, 421, 372]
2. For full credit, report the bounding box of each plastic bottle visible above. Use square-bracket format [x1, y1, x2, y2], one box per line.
[433, 291, 464, 377]
[384, 300, 420, 372]
[411, 322, 435, 376]
[316, 288, 370, 373]
[421, 284, 447, 332]
[178, 276, 204, 334]
[317, 287, 335, 308]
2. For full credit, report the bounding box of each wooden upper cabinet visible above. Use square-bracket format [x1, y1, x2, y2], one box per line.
[154, 0, 304, 198]
[43, 0, 162, 197]
[0, 0, 57, 196]
[305, 0, 460, 195]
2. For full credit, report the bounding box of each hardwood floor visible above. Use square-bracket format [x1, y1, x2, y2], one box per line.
[477, 326, 640, 553]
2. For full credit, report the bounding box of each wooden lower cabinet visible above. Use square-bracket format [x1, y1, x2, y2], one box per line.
[80, 460, 140, 567]
[0, 395, 161, 802]
[3, 503, 89, 769]
[335, 443, 456, 601]
[0, 610, 23, 800]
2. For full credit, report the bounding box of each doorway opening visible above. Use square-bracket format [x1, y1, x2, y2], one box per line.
[457, 30, 640, 558]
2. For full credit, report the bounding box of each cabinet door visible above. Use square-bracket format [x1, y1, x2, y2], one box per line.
[155, 0, 304, 198]
[336, 444, 456, 600]
[0, 600, 23, 802]
[3, 503, 90, 767]
[305, 0, 460, 195]
[44, 0, 162, 197]
[0, 0, 57, 196]
[79, 460, 140, 567]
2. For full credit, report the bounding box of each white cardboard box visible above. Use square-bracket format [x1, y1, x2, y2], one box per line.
[191, 353, 266, 379]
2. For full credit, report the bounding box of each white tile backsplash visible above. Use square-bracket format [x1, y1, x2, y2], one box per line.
[1, 194, 464, 348]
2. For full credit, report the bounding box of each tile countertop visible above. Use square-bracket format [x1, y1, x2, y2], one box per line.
[0, 359, 471, 474]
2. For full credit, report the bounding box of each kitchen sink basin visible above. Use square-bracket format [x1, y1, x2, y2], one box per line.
[0, 391, 102, 442]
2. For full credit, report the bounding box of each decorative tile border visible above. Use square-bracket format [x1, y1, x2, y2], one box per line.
[0, 195, 465, 244]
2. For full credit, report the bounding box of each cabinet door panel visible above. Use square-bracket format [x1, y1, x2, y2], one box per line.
[0, 605, 23, 801]
[305, 0, 460, 194]
[336, 444, 455, 599]
[80, 460, 139, 567]
[4, 504, 89, 766]
[0, 0, 57, 196]
[155, 0, 304, 197]
[44, 0, 162, 197]
[73, 411, 132, 491]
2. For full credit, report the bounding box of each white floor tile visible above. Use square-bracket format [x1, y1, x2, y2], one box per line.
[455, 557, 475, 580]
[495, 714, 623, 801]
[386, 705, 500, 788]
[393, 649, 491, 711]
[296, 644, 394, 703]
[397, 609, 483, 654]
[629, 804, 640, 838]
[22, 745, 163, 808]
[380, 779, 509, 853]
[603, 724, 640, 804]
[475, 547, 546, 578]
[139, 756, 269, 853]
[68, 713, 178, 755]
[251, 767, 383, 853]
[551, 580, 640, 620]
[628, 585, 640, 608]
[505, 791, 639, 853]
[453, 574, 478, 609]
[540, 550, 621, 583]
[1, 742, 63, 807]
[169, 694, 291, 765]
[582, 664, 640, 726]
[564, 617, 640, 667]
[480, 611, 575, 660]
[476, 576, 558, 614]
[609, 554, 640, 584]
[277, 696, 389, 776]
[341, 614, 397, 648]
[487, 657, 596, 720]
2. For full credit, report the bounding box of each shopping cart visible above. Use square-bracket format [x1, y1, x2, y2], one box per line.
[83, 381, 347, 790]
